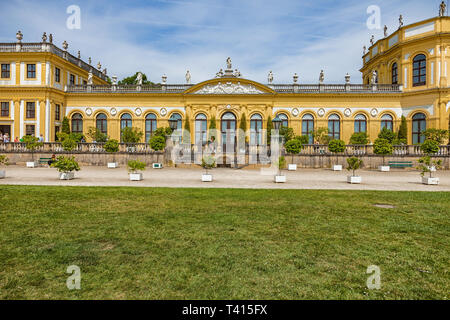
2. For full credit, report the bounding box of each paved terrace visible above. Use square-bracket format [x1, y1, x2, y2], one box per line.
[1, 166, 449, 191]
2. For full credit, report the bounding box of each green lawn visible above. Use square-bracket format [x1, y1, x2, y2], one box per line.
[0, 185, 448, 300]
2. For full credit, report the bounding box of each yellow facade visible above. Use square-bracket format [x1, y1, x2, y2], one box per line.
[1, 15, 449, 146]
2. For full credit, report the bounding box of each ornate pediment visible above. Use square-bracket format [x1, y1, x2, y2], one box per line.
[192, 82, 265, 95]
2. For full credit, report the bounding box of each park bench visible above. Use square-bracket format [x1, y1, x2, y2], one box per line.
[388, 161, 413, 169]
[39, 157, 52, 166]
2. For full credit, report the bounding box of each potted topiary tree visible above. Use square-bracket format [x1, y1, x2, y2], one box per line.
[275, 156, 287, 183]
[417, 139, 442, 185]
[346, 157, 363, 184]
[201, 155, 216, 182]
[328, 139, 346, 171]
[23, 135, 43, 168]
[284, 139, 303, 171]
[51, 156, 80, 180]
[127, 160, 146, 181]
[104, 139, 120, 168]
[0, 155, 9, 179]
[373, 138, 393, 172]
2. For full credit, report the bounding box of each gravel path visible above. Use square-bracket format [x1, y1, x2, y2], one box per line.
[1, 165, 449, 191]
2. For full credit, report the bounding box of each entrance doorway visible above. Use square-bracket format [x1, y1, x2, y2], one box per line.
[221, 112, 236, 166]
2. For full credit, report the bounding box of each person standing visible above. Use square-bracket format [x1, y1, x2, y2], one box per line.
[38, 134, 44, 142]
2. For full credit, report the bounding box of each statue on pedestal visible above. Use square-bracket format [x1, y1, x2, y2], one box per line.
[185, 70, 191, 84]
[370, 35, 374, 46]
[399, 15, 404, 28]
[87, 72, 93, 85]
[268, 71, 273, 84]
[226, 57, 232, 70]
[136, 72, 143, 85]
[16, 30, 23, 42]
[319, 70, 325, 84]
[384, 25, 388, 38]
[49, 33, 53, 44]
[42, 32, 47, 43]
[440, 1, 447, 17]
[363, 46, 366, 55]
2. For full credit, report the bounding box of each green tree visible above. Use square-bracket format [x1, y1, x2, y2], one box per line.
[51, 156, 80, 173]
[87, 127, 107, 143]
[22, 135, 43, 161]
[104, 139, 119, 163]
[201, 155, 216, 174]
[266, 116, 273, 145]
[208, 116, 217, 140]
[61, 117, 71, 135]
[420, 139, 440, 155]
[295, 135, 310, 145]
[238, 113, 247, 148]
[328, 139, 346, 153]
[285, 139, 303, 154]
[421, 128, 449, 144]
[378, 127, 396, 144]
[150, 135, 166, 151]
[373, 138, 393, 166]
[349, 132, 369, 145]
[127, 160, 146, 173]
[397, 116, 408, 141]
[280, 126, 295, 145]
[121, 127, 143, 144]
[118, 72, 160, 87]
[347, 157, 363, 177]
[183, 115, 191, 144]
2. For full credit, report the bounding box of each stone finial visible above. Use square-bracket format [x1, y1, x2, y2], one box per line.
[62, 40, 68, 50]
[162, 74, 167, 84]
[88, 57, 92, 65]
[345, 73, 351, 84]
[363, 45, 367, 55]
[16, 30, 23, 42]
[370, 35, 374, 46]
[384, 25, 388, 38]
[97, 62, 102, 70]
[42, 32, 47, 43]
[112, 76, 118, 85]
[77, 51, 81, 59]
[293, 73, 299, 83]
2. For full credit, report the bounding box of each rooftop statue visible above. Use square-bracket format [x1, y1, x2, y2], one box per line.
[371, 70, 378, 84]
[319, 70, 325, 84]
[268, 71, 273, 84]
[234, 69, 241, 77]
[216, 69, 224, 78]
[185, 70, 191, 84]
[440, 1, 446, 17]
[136, 72, 143, 85]
[399, 15, 404, 28]
[49, 33, 53, 43]
[363, 46, 366, 55]
[370, 35, 374, 46]
[42, 32, 47, 43]
[87, 72, 93, 85]
[112, 76, 118, 85]
[384, 25, 388, 38]
[97, 62, 102, 70]
[62, 40, 68, 50]
[226, 57, 232, 70]
[16, 30, 23, 42]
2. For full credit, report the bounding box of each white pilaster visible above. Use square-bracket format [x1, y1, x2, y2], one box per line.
[19, 100, 24, 138]
[10, 100, 14, 120]
[45, 99, 50, 142]
[45, 62, 50, 85]
[431, 62, 434, 85]
[404, 67, 408, 89]
[36, 100, 40, 137]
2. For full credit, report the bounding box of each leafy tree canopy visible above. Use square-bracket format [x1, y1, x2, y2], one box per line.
[118, 72, 160, 87]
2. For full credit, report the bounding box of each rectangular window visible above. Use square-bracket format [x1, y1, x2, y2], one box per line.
[55, 67, 60, 82]
[69, 74, 75, 85]
[55, 126, 60, 141]
[1, 102, 9, 117]
[26, 102, 35, 119]
[1, 64, 10, 78]
[55, 104, 60, 121]
[27, 64, 36, 78]
[26, 125, 35, 136]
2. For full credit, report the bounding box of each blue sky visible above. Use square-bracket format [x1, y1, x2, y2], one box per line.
[0, 0, 442, 83]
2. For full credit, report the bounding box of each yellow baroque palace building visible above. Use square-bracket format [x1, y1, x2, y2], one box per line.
[1, 14, 450, 146]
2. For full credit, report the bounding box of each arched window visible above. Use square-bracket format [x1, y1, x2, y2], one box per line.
[380, 114, 393, 131]
[145, 113, 157, 143]
[412, 113, 426, 144]
[354, 114, 367, 133]
[195, 113, 207, 145]
[169, 113, 182, 131]
[413, 54, 426, 86]
[392, 63, 398, 84]
[221, 112, 236, 150]
[250, 114, 263, 145]
[278, 113, 289, 128]
[302, 114, 315, 144]
[96, 113, 107, 135]
[71, 113, 83, 134]
[120, 113, 132, 131]
[328, 114, 340, 140]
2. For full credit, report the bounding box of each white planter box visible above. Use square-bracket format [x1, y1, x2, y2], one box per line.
[347, 175, 362, 184]
[26, 161, 37, 168]
[422, 177, 439, 185]
[333, 165, 342, 171]
[59, 172, 74, 180]
[129, 173, 143, 181]
[107, 162, 119, 169]
[275, 175, 286, 183]
[379, 166, 390, 172]
[202, 174, 213, 182]
[152, 163, 163, 169]
[0, 170, 5, 179]
[288, 164, 297, 171]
